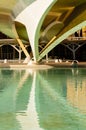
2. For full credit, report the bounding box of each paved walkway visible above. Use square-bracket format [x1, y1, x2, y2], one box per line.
[45, 61, 86, 68]
[0, 61, 86, 69]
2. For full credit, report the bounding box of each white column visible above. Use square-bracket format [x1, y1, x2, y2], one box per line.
[15, 0, 57, 62]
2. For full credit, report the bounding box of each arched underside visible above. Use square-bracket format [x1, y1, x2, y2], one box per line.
[38, 1, 86, 61]
[15, 0, 86, 62]
[39, 21, 86, 61]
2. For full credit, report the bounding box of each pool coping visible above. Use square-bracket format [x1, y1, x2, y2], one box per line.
[0, 62, 86, 69]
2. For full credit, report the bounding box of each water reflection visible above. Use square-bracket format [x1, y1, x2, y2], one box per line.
[0, 69, 21, 130]
[16, 71, 43, 130]
[36, 68, 86, 130]
[0, 68, 86, 130]
[67, 69, 86, 113]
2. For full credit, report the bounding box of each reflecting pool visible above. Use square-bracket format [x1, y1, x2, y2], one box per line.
[0, 68, 86, 130]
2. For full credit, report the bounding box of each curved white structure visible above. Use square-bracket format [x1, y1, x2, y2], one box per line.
[15, 0, 57, 62]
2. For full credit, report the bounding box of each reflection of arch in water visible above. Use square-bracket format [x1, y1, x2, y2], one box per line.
[35, 69, 86, 130]
[0, 69, 34, 130]
[16, 70, 43, 130]
[72, 68, 79, 76]
[15, 69, 33, 111]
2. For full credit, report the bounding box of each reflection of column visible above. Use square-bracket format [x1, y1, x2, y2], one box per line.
[16, 71, 43, 130]
[67, 76, 86, 113]
[16, 70, 29, 92]
[27, 71, 42, 129]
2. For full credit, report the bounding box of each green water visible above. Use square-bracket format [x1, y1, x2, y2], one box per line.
[0, 68, 86, 130]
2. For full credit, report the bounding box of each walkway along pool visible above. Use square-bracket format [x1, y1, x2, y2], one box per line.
[0, 68, 86, 130]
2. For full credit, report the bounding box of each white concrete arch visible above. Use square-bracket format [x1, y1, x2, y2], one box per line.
[15, 0, 57, 62]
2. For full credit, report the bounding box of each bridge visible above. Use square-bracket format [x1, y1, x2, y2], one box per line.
[0, 0, 86, 63]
